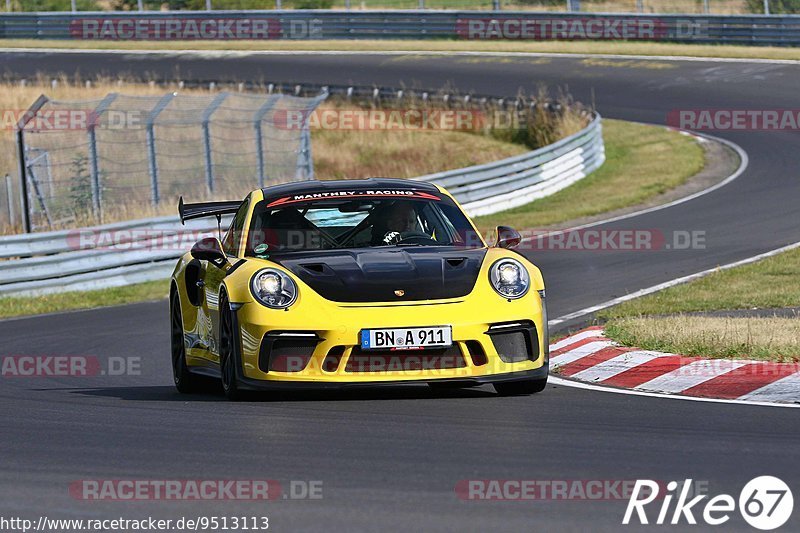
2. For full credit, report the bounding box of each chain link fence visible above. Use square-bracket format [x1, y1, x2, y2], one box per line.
[13, 90, 326, 232]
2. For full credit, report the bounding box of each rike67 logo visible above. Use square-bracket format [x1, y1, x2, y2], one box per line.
[624, 476, 793, 530]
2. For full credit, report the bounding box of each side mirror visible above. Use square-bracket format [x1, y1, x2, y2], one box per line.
[495, 226, 521, 249]
[191, 236, 228, 266]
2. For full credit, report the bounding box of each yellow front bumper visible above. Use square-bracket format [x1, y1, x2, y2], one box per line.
[235, 289, 546, 383]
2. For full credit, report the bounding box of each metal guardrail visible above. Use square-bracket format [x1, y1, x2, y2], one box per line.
[0, 109, 604, 298]
[417, 114, 603, 217]
[2, 11, 800, 45]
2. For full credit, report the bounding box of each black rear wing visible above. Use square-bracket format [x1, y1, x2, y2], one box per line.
[178, 196, 242, 225]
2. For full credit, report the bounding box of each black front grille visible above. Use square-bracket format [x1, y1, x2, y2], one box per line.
[258, 333, 319, 373]
[322, 345, 346, 373]
[345, 346, 465, 373]
[487, 322, 539, 363]
[465, 340, 488, 366]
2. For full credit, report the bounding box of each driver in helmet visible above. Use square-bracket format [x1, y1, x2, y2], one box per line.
[373, 201, 421, 245]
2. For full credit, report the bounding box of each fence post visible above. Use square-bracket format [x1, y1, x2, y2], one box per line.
[15, 130, 31, 233]
[14, 95, 47, 234]
[763, 0, 770, 14]
[345, 0, 350, 8]
[145, 93, 175, 207]
[87, 93, 118, 222]
[5, 174, 14, 227]
[297, 127, 313, 180]
[71, 0, 76, 12]
[201, 92, 228, 196]
[253, 95, 280, 189]
[206, 0, 211, 10]
[492, 0, 500, 10]
[295, 92, 328, 181]
[137, 0, 143, 11]
[276, 0, 282, 9]
[703, 0, 709, 13]
[636, 0, 643, 13]
[419, 0, 425, 9]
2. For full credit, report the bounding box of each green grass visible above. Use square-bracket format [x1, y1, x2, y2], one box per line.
[600, 247, 800, 319]
[604, 315, 800, 362]
[0, 280, 168, 320]
[600, 246, 800, 362]
[474, 119, 704, 231]
[5, 39, 800, 61]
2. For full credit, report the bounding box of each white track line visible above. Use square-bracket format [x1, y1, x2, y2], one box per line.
[549, 240, 800, 327]
[526, 130, 749, 249]
[3, 48, 800, 65]
[549, 375, 800, 409]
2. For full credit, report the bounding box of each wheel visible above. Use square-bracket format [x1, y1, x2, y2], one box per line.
[170, 290, 200, 393]
[219, 291, 245, 401]
[493, 377, 548, 396]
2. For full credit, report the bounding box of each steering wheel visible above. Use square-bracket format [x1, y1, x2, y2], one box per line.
[382, 231, 436, 245]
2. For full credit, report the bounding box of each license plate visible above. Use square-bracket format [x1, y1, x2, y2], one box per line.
[361, 326, 452, 350]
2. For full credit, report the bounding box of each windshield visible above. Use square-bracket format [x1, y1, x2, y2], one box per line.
[244, 192, 483, 255]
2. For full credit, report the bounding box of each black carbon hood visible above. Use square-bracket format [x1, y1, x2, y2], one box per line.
[270, 247, 487, 303]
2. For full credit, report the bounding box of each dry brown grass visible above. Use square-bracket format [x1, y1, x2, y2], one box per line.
[6, 38, 798, 61]
[605, 315, 800, 361]
[313, 128, 525, 179]
[0, 78, 535, 234]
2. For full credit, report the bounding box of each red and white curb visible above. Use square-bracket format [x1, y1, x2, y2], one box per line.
[549, 327, 800, 405]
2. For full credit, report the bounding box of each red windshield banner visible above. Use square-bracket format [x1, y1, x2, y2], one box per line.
[266, 190, 441, 209]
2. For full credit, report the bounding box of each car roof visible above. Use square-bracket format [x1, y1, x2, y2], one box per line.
[260, 178, 440, 197]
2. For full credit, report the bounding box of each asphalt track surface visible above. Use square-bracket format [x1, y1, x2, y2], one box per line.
[1, 50, 799, 531]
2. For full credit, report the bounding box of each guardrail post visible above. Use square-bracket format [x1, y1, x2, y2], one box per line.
[345, 0, 350, 8]
[419, 0, 425, 9]
[276, 0, 282, 9]
[492, 0, 500, 10]
[201, 92, 228, 195]
[4, 174, 14, 227]
[253, 95, 280, 189]
[703, 0, 709, 13]
[636, 0, 643, 13]
[145, 93, 175, 207]
[206, 0, 212, 10]
[763, 0, 770, 14]
[137, 0, 143, 11]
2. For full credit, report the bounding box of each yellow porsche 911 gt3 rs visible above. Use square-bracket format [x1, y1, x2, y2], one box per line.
[170, 178, 548, 400]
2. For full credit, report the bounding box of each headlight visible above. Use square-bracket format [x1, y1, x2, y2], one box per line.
[489, 258, 530, 299]
[250, 268, 298, 309]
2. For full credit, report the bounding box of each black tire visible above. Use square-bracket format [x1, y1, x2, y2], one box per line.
[493, 377, 548, 396]
[170, 290, 199, 393]
[219, 291, 245, 401]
